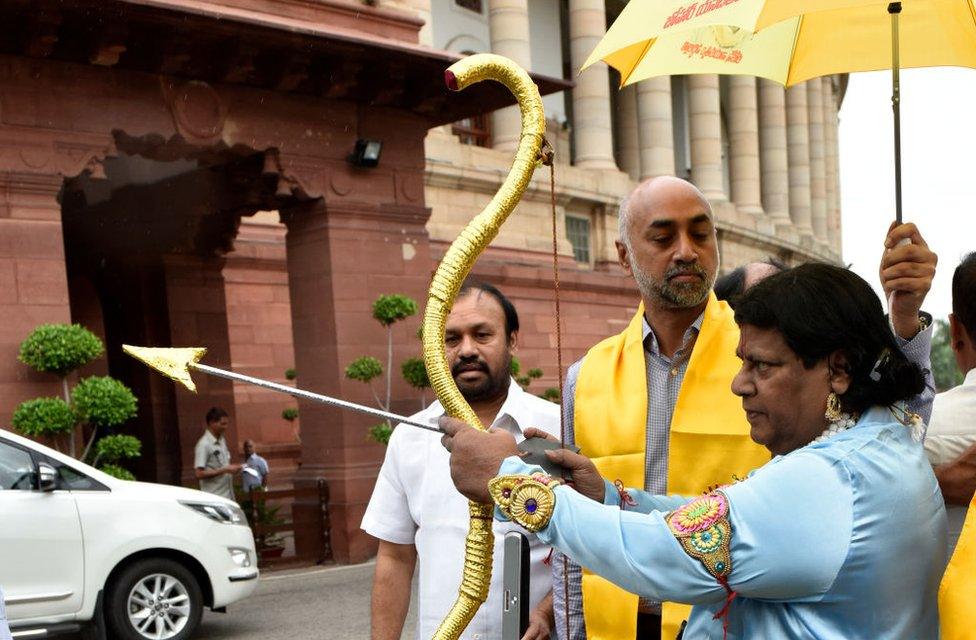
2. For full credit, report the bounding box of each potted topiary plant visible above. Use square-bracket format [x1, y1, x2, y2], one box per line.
[12, 323, 141, 479]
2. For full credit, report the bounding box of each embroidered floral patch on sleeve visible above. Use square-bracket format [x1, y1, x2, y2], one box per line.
[665, 490, 733, 580]
[489, 473, 561, 532]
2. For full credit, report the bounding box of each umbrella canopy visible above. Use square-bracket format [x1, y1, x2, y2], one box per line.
[586, 0, 976, 87]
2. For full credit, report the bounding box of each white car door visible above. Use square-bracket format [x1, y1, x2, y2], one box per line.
[0, 438, 84, 622]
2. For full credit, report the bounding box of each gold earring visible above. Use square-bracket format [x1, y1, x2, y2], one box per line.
[825, 392, 843, 422]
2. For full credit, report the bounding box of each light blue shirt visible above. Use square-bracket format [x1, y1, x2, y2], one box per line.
[242, 453, 269, 493]
[500, 406, 947, 639]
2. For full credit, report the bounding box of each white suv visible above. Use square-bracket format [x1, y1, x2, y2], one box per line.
[0, 428, 258, 639]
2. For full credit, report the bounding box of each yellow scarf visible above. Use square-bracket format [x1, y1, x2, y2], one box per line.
[939, 493, 976, 639]
[574, 294, 770, 640]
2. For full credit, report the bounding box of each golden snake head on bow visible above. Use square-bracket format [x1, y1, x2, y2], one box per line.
[421, 53, 547, 639]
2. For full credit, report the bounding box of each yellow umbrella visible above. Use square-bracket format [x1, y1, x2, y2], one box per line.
[584, 0, 976, 222]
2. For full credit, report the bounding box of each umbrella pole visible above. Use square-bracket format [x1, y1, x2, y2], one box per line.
[889, 2, 903, 223]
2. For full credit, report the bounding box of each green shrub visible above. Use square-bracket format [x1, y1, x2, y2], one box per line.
[72, 376, 138, 428]
[345, 356, 383, 383]
[282, 407, 299, 422]
[372, 295, 418, 327]
[368, 423, 393, 444]
[11, 397, 76, 437]
[95, 434, 141, 463]
[99, 464, 135, 481]
[527, 368, 543, 379]
[510, 356, 521, 377]
[541, 387, 561, 403]
[401, 357, 430, 389]
[18, 324, 103, 375]
[284, 368, 297, 380]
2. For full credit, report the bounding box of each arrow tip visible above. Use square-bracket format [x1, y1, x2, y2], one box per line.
[122, 345, 207, 393]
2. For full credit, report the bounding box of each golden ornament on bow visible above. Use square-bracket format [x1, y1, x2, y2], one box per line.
[422, 53, 547, 639]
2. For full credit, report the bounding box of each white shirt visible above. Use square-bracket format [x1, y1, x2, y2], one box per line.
[924, 368, 976, 553]
[361, 380, 561, 640]
[194, 430, 233, 500]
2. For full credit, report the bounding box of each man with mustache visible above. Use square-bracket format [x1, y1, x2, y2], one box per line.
[553, 176, 937, 640]
[362, 280, 561, 640]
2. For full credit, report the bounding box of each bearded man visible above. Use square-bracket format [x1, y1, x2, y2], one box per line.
[553, 176, 938, 640]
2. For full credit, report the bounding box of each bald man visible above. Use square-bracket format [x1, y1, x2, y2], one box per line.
[553, 177, 938, 640]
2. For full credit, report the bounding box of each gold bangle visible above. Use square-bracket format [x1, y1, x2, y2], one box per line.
[488, 473, 560, 533]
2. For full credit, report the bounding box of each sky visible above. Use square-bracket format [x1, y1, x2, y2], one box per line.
[840, 67, 976, 321]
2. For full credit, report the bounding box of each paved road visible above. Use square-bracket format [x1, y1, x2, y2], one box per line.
[68, 561, 418, 640]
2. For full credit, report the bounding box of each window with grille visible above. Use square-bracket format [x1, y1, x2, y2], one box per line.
[452, 112, 491, 147]
[565, 215, 591, 264]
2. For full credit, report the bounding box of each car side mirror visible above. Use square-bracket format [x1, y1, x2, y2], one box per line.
[37, 462, 58, 492]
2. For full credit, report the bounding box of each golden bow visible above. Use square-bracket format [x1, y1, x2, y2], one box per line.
[421, 53, 547, 638]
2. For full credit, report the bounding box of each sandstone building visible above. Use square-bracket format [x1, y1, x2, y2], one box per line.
[0, 0, 843, 562]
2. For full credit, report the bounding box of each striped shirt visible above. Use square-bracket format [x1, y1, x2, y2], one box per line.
[553, 313, 703, 639]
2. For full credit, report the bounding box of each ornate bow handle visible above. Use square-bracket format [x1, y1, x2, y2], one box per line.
[421, 53, 546, 639]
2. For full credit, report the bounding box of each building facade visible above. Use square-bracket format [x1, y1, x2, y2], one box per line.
[0, 0, 844, 562]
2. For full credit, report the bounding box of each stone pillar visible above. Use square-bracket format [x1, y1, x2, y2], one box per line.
[822, 76, 841, 253]
[806, 79, 828, 241]
[569, 0, 617, 169]
[758, 80, 790, 222]
[728, 76, 763, 214]
[0, 173, 72, 429]
[688, 74, 726, 200]
[615, 84, 640, 180]
[488, 0, 532, 152]
[786, 83, 813, 235]
[163, 254, 239, 486]
[275, 105, 436, 564]
[636, 76, 675, 180]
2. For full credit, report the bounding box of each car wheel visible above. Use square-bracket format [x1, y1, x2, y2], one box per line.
[106, 558, 204, 640]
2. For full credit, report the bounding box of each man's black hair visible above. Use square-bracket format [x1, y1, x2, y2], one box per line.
[714, 266, 747, 303]
[734, 263, 925, 415]
[205, 406, 229, 424]
[457, 279, 520, 338]
[952, 252, 976, 340]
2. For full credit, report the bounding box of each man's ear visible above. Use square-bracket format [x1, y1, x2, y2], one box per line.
[827, 350, 852, 396]
[508, 331, 519, 352]
[950, 314, 966, 353]
[616, 240, 633, 277]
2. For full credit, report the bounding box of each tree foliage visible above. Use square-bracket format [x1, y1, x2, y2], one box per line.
[281, 407, 299, 422]
[368, 423, 393, 445]
[541, 387, 561, 403]
[95, 434, 142, 463]
[18, 324, 103, 375]
[932, 319, 965, 391]
[99, 464, 136, 481]
[400, 357, 430, 390]
[372, 294, 418, 327]
[345, 356, 383, 383]
[13, 323, 142, 479]
[11, 398, 76, 437]
[72, 376, 138, 428]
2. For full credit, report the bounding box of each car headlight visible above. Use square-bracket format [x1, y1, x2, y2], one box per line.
[180, 500, 248, 526]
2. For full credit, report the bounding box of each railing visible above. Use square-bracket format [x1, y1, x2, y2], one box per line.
[239, 480, 332, 568]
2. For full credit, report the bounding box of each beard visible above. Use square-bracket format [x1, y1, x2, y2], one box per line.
[452, 354, 512, 403]
[632, 261, 714, 309]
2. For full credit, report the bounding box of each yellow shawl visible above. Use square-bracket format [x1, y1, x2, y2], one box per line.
[574, 294, 770, 639]
[939, 492, 976, 639]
